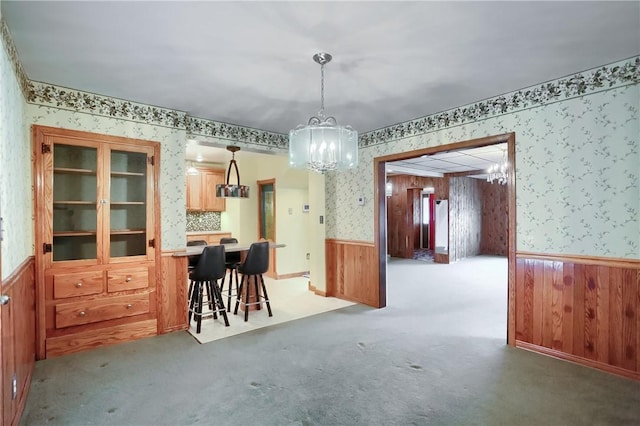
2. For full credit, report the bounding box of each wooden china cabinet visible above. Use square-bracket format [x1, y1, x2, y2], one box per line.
[33, 126, 161, 359]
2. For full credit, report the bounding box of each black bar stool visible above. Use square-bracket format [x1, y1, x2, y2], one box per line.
[219, 237, 241, 311]
[234, 241, 272, 322]
[186, 240, 207, 272]
[188, 245, 229, 333]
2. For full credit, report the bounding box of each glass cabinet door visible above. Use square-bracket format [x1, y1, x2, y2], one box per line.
[109, 149, 148, 258]
[52, 144, 98, 261]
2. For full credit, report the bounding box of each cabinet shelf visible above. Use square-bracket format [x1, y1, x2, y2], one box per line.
[111, 171, 145, 177]
[54, 167, 96, 175]
[53, 231, 97, 237]
[111, 229, 145, 235]
[54, 201, 95, 205]
[110, 201, 145, 205]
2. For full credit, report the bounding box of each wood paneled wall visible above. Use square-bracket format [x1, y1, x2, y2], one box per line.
[326, 239, 380, 307]
[1, 257, 36, 426]
[159, 252, 188, 333]
[515, 253, 640, 380]
[386, 175, 447, 258]
[478, 180, 507, 256]
[449, 177, 481, 262]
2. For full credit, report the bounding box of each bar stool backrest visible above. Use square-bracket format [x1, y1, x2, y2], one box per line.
[186, 240, 208, 269]
[220, 237, 241, 264]
[239, 241, 269, 275]
[190, 245, 226, 282]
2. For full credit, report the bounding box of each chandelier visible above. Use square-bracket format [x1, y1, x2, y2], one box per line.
[487, 149, 508, 185]
[289, 53, 358, 173]
[216, 146, 249, 198]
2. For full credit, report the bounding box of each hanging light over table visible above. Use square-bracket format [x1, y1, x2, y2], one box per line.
[289, 52, 358, 173]
[216, 146, 249, 198]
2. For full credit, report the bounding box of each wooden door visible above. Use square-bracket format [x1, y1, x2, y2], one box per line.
[407, 188, 422, 257]
[258, 179, 276, 278]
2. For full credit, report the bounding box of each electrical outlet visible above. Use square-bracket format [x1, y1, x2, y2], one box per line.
[306, 253, 310, 260]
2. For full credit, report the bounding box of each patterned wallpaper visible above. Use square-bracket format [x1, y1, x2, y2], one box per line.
[0, 23, 31, 279]
[327, 58, 639, 259]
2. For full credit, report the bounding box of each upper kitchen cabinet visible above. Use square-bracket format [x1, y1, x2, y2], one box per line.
[186, 168, 226, 212]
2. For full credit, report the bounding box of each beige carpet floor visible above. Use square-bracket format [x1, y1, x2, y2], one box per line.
[187, 276, 355, 343]
[21, 256, 640, 425]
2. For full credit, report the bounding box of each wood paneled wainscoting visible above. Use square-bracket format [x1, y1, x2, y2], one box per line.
[515, 252, 640, 380]
[325, 239, 380, 307]
[1, 257, 36, 426]
[158, 251, 188, 333]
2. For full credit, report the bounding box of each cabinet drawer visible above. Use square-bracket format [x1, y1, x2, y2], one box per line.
[53, 271, 104, 299]
[55, 293, 150, 329]
[107, 267, 149, 292]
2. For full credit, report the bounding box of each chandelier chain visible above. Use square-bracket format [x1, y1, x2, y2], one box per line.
[319, 63, 325, 116]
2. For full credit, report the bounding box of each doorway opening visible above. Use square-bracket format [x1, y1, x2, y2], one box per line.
[375, 133, 516, 345]
[257, 179, 277, 278]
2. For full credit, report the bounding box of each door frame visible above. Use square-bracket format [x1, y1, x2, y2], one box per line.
[257, 179, 277, 278]
[374, 132, 516, 345]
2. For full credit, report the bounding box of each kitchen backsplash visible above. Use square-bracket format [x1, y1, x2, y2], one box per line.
[186, 211, 221, 232]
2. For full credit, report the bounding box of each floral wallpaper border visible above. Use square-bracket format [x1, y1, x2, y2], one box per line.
[27, 80, 188, 128]
[0, 19, 29, 97]
[360, 57, 640, 147]
[25, 80, 288, 149]
[186, 116, 287, 150]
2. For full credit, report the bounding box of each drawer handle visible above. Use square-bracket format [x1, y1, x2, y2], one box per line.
[79, 311, 86, 317]
[126, 276, 132, 282]
[126, 304, 133, 309]
[75, 282, 83, 288]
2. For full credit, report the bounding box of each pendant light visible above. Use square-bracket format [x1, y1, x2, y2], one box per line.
[186, 161, 199, 176]
[289, 52, 358, 173]
[216, 146, 249, 198]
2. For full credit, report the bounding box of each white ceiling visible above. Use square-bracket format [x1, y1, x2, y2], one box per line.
[3, 1, 639, 173]
[386, 142, 507, 180]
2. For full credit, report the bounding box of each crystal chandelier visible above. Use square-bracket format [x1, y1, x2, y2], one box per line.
[216, 146, 249, 198]
[289, 53, 358, 173]
[487, 149, 508, 185]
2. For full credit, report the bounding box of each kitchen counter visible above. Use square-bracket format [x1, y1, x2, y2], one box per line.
[187, 231, 232, 245]
[186, 231, 231, 235]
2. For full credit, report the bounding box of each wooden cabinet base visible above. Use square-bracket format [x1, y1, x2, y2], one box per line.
[45, 319, 158, 358]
